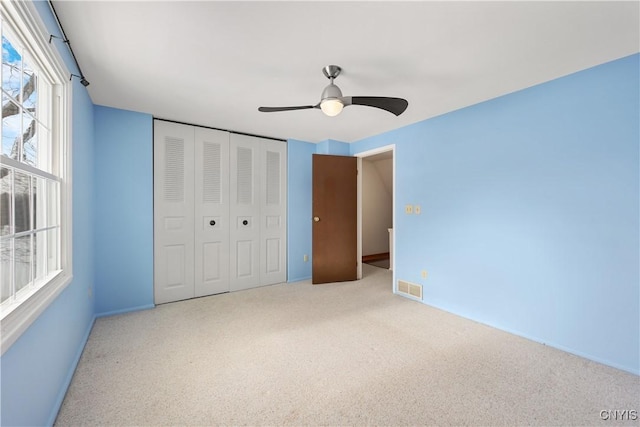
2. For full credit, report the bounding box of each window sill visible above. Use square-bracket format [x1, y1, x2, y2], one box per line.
[0, 271, 72, 355]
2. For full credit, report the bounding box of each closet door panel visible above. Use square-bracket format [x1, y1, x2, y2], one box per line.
[194, 128, 230, 297]
[260, 140, 287, 285]
[154, 122, 288, 301]
[153, 121, 195, 304]
[229, 134, 260, 291]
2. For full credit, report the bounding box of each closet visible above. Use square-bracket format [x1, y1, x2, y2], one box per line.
[153, 120, 287, 304]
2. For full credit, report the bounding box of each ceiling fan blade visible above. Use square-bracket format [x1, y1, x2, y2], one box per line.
[346, 96, 408, 116]
[258, 105, 317, 112]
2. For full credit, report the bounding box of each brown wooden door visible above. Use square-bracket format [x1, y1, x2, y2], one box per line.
[312, 154, 357, 284]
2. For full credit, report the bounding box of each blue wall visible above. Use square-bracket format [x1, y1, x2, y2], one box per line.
[287, 139, 316, 281]
[93, 106, 154, 316]
[0, 3, 96, 424]
[350, 54, 639, 374]
[316, 139, 350, 155]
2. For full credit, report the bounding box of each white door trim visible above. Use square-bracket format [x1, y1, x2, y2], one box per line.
[353, 144, 395, 284]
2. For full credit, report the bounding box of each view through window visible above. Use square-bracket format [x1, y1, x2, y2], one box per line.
[1, 1, 70, 352]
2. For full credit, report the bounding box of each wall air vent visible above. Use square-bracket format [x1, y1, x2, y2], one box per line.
[397, 280, 423, 300]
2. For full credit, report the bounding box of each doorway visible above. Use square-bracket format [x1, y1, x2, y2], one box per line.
[355, 145, 395, 285]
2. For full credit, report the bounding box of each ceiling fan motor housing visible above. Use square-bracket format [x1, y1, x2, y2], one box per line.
[321, 82, 343, 101]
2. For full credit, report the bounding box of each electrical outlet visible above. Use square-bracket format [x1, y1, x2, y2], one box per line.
[405, 204, 413, 214]
[414, 205, 421, 215]
[421, 270, 428, 279]
[303, 254, 309, 262]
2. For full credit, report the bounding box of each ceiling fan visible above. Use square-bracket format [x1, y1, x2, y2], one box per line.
[258, 65, 408, 117]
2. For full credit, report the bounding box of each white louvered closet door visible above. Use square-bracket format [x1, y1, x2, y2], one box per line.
[260, 139, 287, 285]
[153, 121, 195, 304]
[229, 134, 261, 291]
[194, 128, 230, 297]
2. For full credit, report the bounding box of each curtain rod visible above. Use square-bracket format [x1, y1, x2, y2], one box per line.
[47, 0, 90, 86]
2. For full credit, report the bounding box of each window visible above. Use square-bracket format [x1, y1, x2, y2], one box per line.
[0, 1, 71, 354]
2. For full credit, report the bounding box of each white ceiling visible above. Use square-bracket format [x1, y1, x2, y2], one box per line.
[51, 1, 639, 143]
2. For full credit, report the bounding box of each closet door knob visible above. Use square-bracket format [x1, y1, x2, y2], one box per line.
[313, 216, 320, 222]
[243, 220, 248, 226]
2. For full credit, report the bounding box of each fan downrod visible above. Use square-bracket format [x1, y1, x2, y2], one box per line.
[322, 65, 341, 80]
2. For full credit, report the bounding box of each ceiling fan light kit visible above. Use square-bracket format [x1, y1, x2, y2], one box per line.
[320, 99, 343, 117]
[319, 67, 345, 116]
[259, 65, 408, 117]
[320, 99, 344, 117]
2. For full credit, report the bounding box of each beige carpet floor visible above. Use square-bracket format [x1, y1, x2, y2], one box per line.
[55, 265, 639, 426]
[364, 259, 390, 269]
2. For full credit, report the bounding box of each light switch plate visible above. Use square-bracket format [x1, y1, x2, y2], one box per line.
[405, 204, 413, 214]
[415, 205, 421, 215]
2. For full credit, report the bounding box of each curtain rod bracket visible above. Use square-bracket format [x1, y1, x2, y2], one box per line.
[70, 74, 90, 87]
[48, 34, 69, 44]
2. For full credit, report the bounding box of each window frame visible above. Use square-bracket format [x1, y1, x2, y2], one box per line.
[0, 0, 73, 355]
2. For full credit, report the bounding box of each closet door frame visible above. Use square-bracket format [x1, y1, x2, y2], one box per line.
[154, 120, 288, 303]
